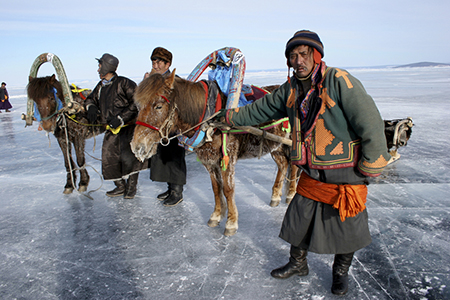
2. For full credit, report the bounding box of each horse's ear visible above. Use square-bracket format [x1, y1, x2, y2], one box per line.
[28, 76, 33, 83]
[50, 74, 56, 83]
[166, 68, 176, 89]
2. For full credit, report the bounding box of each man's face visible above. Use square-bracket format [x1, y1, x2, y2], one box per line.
[97, 64, 105, 79]
[1, 84, 5, 88]
[289, 45, 315, 78]
[152, 59, 170, 75]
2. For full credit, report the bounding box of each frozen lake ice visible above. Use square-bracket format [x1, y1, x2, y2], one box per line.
[0, 66, 449, 299]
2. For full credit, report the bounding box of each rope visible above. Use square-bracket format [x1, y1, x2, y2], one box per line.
[170, 111, 222, 142]
[65, 113, 105, 127]
[61, 114, 77, 193]
[60, 113, 103, 200]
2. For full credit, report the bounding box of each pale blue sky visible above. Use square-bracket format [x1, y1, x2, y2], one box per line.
[2, 0, 449, 87]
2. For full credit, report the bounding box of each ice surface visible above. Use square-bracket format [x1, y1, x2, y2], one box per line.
[0, 67, 449, 299]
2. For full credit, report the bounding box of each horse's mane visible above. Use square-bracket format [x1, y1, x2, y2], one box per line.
[135, 73, 207, 126]
[27, 76, 64, 104]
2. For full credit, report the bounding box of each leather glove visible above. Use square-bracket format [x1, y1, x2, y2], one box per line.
[87, 105, 98, 124]
[108, 115, 124, 129]
[213, 109, 227, 121]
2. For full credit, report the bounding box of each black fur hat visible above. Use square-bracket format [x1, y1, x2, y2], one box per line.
[96, 53, 119, 76]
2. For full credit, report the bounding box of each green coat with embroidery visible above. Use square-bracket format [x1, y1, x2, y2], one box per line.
[224, 67, 390, 177]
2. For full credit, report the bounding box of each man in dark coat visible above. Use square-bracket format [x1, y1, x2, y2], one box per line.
[0, 82, 12, 112]
[85, 53, 148, 199]
[144, 47, 187, 207]
[215, 30, 390, 295]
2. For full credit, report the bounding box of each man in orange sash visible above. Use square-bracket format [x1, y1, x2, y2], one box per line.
[215, 30, 390, 295]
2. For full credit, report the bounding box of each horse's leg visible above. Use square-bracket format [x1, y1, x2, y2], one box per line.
[74, 138, 89, 192]
[269, 149, 289, 207]
[205, 164, 227, 228]
[286, 165, 299, 204]
[56, 136, 76, 194]
[221, 155, 238, 236]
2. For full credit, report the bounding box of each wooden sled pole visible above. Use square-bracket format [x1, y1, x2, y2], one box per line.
[234, 125, 292, 147]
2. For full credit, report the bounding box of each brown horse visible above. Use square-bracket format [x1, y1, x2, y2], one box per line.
[27, 74, 105, 194]
[131, 70, 298, 236]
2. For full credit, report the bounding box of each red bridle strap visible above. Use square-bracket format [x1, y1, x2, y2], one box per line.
[135, 121, 160, 131]
[134, 94, 170, 131]
[161, 95, 169, 103]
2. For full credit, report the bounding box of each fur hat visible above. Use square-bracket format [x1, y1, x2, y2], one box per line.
[150, 47, 172, 65]
[96, 53, 119, 76]
[285, 30, 324, 59]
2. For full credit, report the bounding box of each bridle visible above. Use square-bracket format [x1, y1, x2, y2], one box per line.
[135, 95, 179, 146]
[39, 88, 63, 121]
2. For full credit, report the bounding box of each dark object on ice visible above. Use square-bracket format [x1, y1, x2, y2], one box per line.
[384, 117, 414, 164]
[26, 75, 105, 194]
[124, 173, 139, 199]
[106, 179, 126, 197]
[0, 82, 13, 112]
[270, 245, 309, 279]
[331, 252, 354, 295]
[131, 70, 299, 236]
[162, 184, 184, 206]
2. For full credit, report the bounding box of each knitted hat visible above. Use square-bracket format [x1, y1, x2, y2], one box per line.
[150, 47, 172, 65]
[96, 53, 119, 76]
[285, 30, 324, 59]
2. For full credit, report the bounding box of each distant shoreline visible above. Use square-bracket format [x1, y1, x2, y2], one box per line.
[393, 62, 450, 68]
[6, 63, 450, 90]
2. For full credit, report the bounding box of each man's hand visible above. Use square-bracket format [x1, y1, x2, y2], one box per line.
[213, 109, 227, 121]
[108, 115, 124, 129]
[87, 105, 98, 124]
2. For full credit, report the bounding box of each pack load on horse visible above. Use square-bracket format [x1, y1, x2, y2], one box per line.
[23, 53, 105, 194]
[131, 47, 299, 236]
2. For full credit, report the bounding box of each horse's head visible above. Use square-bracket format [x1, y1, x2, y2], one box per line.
[27, 74, 64, 132]
[131, 69, 179, 162]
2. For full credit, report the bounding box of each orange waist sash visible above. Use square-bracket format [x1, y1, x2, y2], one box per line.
[296, 172, 368, 222]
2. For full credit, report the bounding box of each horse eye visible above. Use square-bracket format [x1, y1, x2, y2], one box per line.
[155, 104, 163, 110]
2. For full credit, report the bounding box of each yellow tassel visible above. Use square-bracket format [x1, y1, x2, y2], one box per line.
[106, 125, 121, 134]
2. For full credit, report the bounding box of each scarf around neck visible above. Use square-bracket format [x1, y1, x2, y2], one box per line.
[297, 61, 327, 122]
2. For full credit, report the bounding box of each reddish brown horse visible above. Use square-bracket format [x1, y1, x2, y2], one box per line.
[131, 70, 297, 236]
[27, 75, 105, 194]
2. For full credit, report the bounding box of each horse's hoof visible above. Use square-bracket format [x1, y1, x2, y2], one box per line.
[270, 200, 281, 207]
[286, 194, 295, 204]
[63, 188, 74, 194]
[224, 228, 237, 236]
[78, 185, 88, 192]
[207, 219, 220, 228]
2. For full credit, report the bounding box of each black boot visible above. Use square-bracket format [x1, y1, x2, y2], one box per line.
[125, 173, 139, 199]
[331, 252, 354, 295]
[271, 246, 309, 279]
[106, 179, 126, 197]
[157, 183, 171, 201]
[162, 184, 183, 206]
